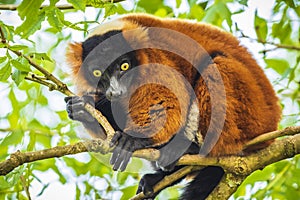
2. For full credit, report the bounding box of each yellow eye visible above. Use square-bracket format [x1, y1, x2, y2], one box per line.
[93, 69, 102, 77]
[120, 62, 130, 71]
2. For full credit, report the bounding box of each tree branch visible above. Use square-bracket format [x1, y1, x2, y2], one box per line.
[25, 73, 62, 92]
[240, 34, 300, 51]
[0, 26, 6, 44]
[244, 126, 300, 149]
[0, 25, 115, 147]
[0, 1, 125, 11]
[0, 140, 105, 175]
[1, 126, 300, 200]
[1, 15, 299, 199]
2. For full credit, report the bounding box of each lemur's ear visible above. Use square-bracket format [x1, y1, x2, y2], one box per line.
[66, 42, 83, 75]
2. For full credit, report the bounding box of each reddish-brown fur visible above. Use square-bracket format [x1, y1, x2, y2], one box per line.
[67, 14, 281, 156]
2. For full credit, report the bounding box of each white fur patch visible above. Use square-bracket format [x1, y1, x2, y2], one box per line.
[184, 100, 203, 145]
[88, 19, 125, 38]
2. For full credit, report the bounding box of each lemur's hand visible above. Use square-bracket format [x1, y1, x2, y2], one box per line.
[65, 95, 95, 123]
[109, 131, 152, 171]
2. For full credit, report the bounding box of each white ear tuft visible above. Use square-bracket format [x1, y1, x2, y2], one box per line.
[122, 27, 149, 49]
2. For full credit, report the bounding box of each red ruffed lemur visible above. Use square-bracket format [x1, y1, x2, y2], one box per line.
[65, 14, 281, 199]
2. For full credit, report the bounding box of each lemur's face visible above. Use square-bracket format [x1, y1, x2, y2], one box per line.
[80, 30, 138, 101]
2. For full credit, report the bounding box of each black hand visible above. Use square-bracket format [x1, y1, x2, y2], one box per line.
[65, 95, 95, 123]
[109, 131, 152, 171]
[137, 166, 183, 199]
[156, 133, 194, 171]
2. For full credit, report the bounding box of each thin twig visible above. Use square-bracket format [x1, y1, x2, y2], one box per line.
[25, 73, 61, 91]
[0, 26, 115, 144]
[0, 26, 6, 44]
[240, 34, 300, 51]
[20, 175, 32, 200]
[244, 126, 300, 149]
[8, 48, 70, 95]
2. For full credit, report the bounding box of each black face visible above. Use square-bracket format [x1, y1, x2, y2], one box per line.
[81, 30, 138, 100]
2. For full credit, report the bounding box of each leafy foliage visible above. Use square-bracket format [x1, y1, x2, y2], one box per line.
[0, 0, 299, 199]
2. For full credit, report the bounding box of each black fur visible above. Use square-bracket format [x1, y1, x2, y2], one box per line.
[109, 131, 153, 171]
[68, 33, 227, 199]
[82, 30, 122, 61]
[137, 166, 185, 199]
[65, 96, 102, 134]
[65, 95, 123, 135]
[81, 30, 139, 89]
[180, 166, 224, 200]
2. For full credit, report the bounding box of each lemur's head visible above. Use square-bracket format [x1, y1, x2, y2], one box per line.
[66, 14, 151, 101]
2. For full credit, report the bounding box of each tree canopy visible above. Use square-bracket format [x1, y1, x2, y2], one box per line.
[0, 0, 299, 199]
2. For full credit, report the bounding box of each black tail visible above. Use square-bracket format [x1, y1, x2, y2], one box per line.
[180, 166, 224, 200]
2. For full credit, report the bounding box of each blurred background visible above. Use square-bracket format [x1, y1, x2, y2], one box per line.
[0, 0, 299, 199]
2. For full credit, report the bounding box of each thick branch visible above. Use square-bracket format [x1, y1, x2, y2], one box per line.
[0, 140, 106, 175]
[178, 134, 300, 175]
[207, 173, 247, 200]
[0, 126, 300, 199]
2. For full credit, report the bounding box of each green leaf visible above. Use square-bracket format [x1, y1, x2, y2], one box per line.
[6, 165, 25, 182]
[11, 59, 31, 72]
[104, 3, 118, 17]
[1, 130, 23, 147]
[121, 185, 138, 200]
[0, 62, 12, 81]
[11, 70, 28, 86]
[0, 56, 7, 63]
[29, 53, 52, 62]
[237, 0, 248, 6]
[28, 119, 51, 135]
[203, 2, 232, 28]
[265, 58, 290, 75]
[137, 0, 172, 14]
[67, 0, 86, 11]
[154, 8, 168, 17]
[272, 20, 292, 44]
[9, 45, 28, 51]
[64, 157, 89, 176]
[283, 0, 296, 8]
[34, 159, 55, 172]
[16, 11, 46, 38]
[176, 0, 182, 8]
[0, 22, 14, 41]
[190, 4, 205, 21]
[254, 10, 268, 41]
[50, 0, 59, 6]
[46, 7, 64, 32]
[87, 0, 104, 8]
[49, 8, 83, 31]
[27, 130, 36, 151]
[0, 177, 12, 190]
[17, 0, 43, 20]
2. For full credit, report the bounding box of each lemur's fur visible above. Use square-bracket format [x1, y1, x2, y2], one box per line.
[65, 14, 281, 199]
